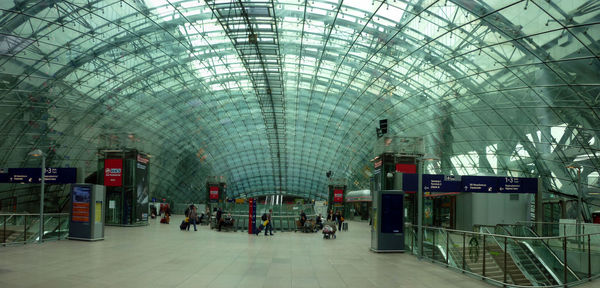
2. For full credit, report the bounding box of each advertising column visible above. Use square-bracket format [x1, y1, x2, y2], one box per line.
[248, 198, 256, 234]
[135, 154, 149, 222]
[209, 186, 219, 202]
[104, 159, 123, 186]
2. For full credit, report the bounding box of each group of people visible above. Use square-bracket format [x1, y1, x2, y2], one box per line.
[298, 209, 345, 232]
[184, 205, 202, 231]
[215, 207, 235, 231]
[327, 209, 344, 231]
[165, 205, 345, 235]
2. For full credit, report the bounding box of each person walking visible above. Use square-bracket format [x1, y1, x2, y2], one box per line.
[216, 207, 223, 231]
[300, 210, 307, 227]
[264, 209, 273, 236]
[164, 204, 172, 224]
[187, 205, 198, 231]
[335, 210, 343, 231]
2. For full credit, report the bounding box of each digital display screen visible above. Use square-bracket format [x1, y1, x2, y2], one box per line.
[381, 193, 403, 233]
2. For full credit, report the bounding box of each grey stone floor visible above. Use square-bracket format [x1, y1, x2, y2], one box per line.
[0, 216, 597, 288]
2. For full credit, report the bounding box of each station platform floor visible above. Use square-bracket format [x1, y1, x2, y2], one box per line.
[0, 216, 598, 288]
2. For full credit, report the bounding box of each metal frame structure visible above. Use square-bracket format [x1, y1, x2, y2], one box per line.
[0, 1, 598, 206]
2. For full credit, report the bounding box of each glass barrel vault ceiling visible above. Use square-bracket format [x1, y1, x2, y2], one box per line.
[0, 0, 599, 203]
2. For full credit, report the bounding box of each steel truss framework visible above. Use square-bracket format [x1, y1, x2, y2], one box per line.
[0, 0, 599, 204]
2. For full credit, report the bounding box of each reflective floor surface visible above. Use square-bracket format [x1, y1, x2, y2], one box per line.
[0, 216, 597, 288]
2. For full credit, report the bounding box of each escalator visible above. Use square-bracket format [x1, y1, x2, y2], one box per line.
[491, 225, 559, 286]
[499, 225, 581, 284]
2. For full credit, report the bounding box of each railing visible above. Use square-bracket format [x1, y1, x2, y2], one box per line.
[206, 212, 320, 232]
[1, 213, 69, 246]
[488, 225, 558, 286]
[500, 224, 581, 285]
[405, 224, 600, 287]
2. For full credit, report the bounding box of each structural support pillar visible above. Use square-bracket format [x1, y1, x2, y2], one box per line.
[417, 158, 424, 259]
[536, 176, 543, 235]
[39, 155, 45, 243]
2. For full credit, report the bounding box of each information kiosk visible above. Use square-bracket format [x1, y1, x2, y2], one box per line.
[69, 184, 105, 241]
[371, 189, 404, 252]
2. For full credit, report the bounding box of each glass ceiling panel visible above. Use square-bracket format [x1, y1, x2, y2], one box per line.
[0, 0, 598, 204]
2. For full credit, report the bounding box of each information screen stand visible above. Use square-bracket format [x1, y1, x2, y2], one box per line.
[69, 184, 105, 241]
[371, 190, 405, 252]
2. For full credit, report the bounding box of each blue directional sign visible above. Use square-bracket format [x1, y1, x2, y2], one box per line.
[462, 176, 497, 193]
[400, 174, 537, 194]
[520, 177, 538, 193]
[6, 168, 76, 184]
[498, 177, 522, 193]
[498, 177, 537, 193]
[423, 174, 461, 192]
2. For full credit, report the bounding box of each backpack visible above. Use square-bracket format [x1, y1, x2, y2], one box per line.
[261, 213, 267, 221]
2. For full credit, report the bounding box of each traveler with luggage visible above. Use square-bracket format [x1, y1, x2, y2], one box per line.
[187, 205, 198, 231]
[255, 212, 269, 235]
[335, 210, 343, 232]
[264, 209, 273, 236]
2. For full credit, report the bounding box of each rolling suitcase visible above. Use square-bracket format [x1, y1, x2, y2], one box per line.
[180, 220, 189, 230]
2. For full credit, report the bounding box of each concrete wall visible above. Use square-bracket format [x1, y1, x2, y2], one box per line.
[456, 193, 531, 231]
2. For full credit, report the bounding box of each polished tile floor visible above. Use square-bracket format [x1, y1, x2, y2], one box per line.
[0, 217, 597, 288]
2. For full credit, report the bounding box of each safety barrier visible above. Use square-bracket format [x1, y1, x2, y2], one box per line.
[405, 224, 600, 287]
[1, 213, 69, 246]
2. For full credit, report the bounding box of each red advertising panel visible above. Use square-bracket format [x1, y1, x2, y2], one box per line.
[209, 186, 219, 200]
[396, 163, 416, 174]
[104, 159, 123, 186]
[333, 189, 344, 203]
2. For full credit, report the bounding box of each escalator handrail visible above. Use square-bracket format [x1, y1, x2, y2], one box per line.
[519, 241, 563, 285]
[410, 224, 600, 240]
[0, 214, 15, 226]
[492, 225, 555, 286]
[424, 229, 459, 268]
[513, 225, 581, 282]
[423, 229, 460, 268]
[437, 230, 461, 267]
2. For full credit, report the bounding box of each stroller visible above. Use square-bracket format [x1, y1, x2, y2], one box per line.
[322, 221, 337, 239]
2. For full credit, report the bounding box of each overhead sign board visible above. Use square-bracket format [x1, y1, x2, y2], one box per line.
[462, 176, 497, 193]
[498, 177, 537, 194]
[401, 174, 537, 194]
[423, 174, 460, 193]
[3, 168, 76, 184]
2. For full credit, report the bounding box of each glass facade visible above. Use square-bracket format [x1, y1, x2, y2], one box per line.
[0, 0, 598, 203]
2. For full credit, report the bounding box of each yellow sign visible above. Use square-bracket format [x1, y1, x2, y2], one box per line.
[95, 202, 102, 223]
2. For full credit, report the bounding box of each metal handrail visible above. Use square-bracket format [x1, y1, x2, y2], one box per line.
[492, 225, 556, 286]
[0, 213, 68, 216]
[520, 241, 562, 285]
[405, 224, 600, 287]
[1, 213, 69, 245]
[406, 224, 600, 240]
[517, 221, 591, 226]
[508, 225, 581, 283]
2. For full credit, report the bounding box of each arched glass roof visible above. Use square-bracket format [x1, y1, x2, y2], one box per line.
[0, 0, 599, 203]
